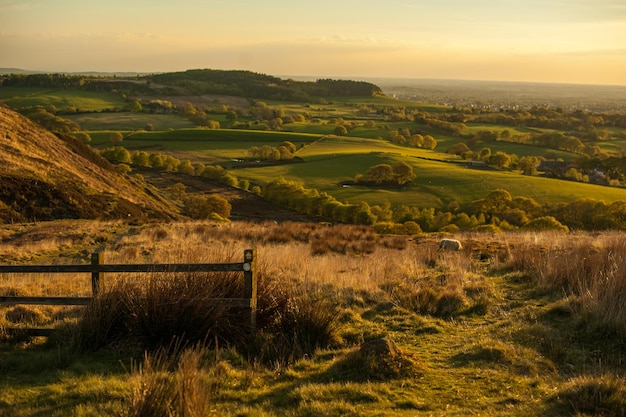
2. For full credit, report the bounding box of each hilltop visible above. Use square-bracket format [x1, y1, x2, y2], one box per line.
[0, 105, 179, 222]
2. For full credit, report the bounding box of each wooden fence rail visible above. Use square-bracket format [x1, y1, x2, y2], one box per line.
[0, 249, 257, 337]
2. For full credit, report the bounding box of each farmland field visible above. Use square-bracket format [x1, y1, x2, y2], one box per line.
[3, 74, 626, 217]
[64, 112, 196, 131]
[0, 87, 125, 112]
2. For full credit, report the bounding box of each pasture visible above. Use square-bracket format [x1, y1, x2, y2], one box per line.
[0, 87, 125, 112]
[88, 127, 626, 209]
[4, 80, 626, 214]
[64, 112, 196, 131]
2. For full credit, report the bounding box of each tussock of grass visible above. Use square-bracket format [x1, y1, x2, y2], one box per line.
[331, 338, 424, 381]
[74, 271, 251, 351]
[451, 340, 555, 376]
[552, 375, 626, 417]
[255, 284, 342, 366]
[123, 345, 211, 417]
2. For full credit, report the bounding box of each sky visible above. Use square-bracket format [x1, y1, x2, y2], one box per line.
[1, 0, 625, 85]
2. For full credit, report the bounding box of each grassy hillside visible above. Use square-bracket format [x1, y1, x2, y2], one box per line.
[0, 105, 179, 222]
[0, 87, 125, 112]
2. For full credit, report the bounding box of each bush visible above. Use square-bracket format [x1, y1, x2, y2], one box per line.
[522, 216, 569, 232]
[184, 195, 231, 220]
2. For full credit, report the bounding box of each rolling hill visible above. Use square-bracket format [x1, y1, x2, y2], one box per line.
[0, 105, 180, 222]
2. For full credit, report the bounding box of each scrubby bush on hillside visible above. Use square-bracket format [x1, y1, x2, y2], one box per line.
[184, 195, 231, 220]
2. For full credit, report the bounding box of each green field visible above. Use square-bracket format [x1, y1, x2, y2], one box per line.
[65, 112, 196, 131]
[0, 87, 125, 112]
[3, 82, 626, 211]
[83, 124, 626, 209]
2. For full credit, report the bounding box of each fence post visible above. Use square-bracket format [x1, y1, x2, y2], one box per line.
[243, 249, 257, 335]
[91, 252, 102, 297]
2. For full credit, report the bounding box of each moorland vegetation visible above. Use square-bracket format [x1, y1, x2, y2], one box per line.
[1, 221, 626, 416]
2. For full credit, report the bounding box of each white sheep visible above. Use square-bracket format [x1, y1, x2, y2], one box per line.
[438, 238, 463, 251]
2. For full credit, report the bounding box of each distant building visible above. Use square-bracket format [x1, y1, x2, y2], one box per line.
[466, 161, 488, 169]
[537, 160, 568, 174]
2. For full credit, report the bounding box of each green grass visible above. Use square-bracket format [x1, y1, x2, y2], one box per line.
[228, 135, 626, 208]
[0, 87, 126, 112]
[87, 126, 626, 209]
[65, 112, 196, 131]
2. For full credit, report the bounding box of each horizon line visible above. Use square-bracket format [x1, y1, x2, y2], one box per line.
[2, 67, 626, 88]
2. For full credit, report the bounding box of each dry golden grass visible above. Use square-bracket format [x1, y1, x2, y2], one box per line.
[4, 220, 626, 416]
[4, 222, 626, 340]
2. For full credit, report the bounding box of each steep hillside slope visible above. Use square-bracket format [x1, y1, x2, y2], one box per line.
[0, 105, 179, 222]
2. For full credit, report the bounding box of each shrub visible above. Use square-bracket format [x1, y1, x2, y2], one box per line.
[184, 195, 231, 220]
[522, 216, 569, 232]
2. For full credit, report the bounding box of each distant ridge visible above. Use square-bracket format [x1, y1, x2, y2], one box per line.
[0, 68, 149, 77]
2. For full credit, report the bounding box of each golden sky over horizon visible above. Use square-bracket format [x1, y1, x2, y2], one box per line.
[1, 0, 625, 85]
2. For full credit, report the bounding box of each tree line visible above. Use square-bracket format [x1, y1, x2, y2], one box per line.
[148, 70, 383, 101]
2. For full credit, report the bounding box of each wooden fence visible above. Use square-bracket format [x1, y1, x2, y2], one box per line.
[0, 249, 257, 337]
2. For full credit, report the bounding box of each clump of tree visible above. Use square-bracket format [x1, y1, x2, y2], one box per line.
[388, 129, 437, 149]
[184, 194, 231, 220]
[355, 162, 416, 186]
[247, 141, 297, 161]
[19, 106, 80, 133]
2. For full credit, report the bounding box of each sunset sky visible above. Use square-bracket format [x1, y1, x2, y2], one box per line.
[1, 0, 625, 85]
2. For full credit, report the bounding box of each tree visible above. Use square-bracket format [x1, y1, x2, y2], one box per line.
[109, 131, 124, 144]
[132, 151, 150, 167]
[408, 134, 424, 148]
[490, 152, 511, 169]
[392, 161, 416, 185]
[422, 135, 437, 150]
[101, 147, 131, 164]
[517, 156, 539, 175]
[448, 143, 470, 155]
[73, 132, 91, 144]
[479, 148, 492, 161]
[277, 145, 294, 160]
[184, 195, 231, 219]
[474, 130, 498, 143]
[126, 100, 142, 112]
[117, 163, 131, 175]
[177, 160, 195, 175]
[522, 216, 568, 232]
[280, 141, 297, 154]
[334, 125, 348, 136]
[360, 164, 394, 184]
